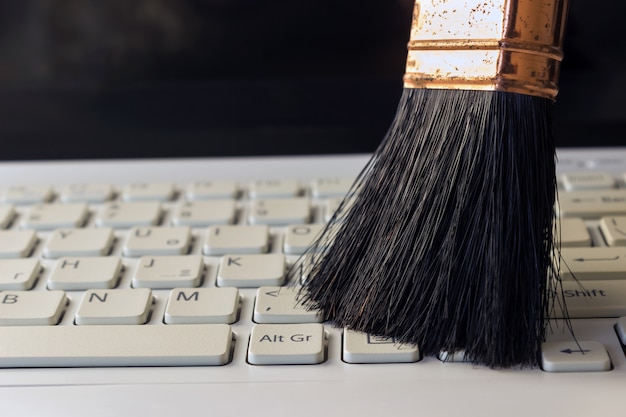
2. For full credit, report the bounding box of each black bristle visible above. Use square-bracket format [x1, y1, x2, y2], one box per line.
[292, 88, 561, 368]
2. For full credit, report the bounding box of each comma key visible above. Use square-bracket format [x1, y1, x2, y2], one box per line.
[253, 286, 321, 324]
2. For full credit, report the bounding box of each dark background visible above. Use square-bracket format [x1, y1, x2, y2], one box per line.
[0, 1, 623, 161]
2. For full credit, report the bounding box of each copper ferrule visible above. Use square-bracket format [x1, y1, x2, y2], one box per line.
[403, 0, 569, 99]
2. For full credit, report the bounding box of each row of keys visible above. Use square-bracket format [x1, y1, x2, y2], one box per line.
[0, 199, 344, 230]
[557, 189, 626, 218]
[8, 215, 625, 263]
[6, 198, 624, 250]
[0, 253, 293, 290]
[2, 172, 624, 206]
[0, 179, 355, 205]
[0, 224, 326, 260]
[0, 323, 415, 367]
[247, 325, 422, 365]
[439, 340, 614, 373]
[557, 216, 626, 247]
[0, 319, 620, 370]
[4, 269, 626, 321]
[0, 286, 317, 326]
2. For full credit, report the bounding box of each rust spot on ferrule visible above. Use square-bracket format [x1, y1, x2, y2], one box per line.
[403, 0, 570, 100]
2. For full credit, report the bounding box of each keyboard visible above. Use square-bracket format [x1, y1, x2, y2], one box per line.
[1, 149, 625, 417]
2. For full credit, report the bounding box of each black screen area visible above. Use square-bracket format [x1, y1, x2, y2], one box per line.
[0, 1, 623, 161]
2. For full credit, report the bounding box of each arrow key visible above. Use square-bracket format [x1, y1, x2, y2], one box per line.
[541, 341, 611, 372]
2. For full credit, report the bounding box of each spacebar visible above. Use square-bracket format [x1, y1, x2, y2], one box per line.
[0, 324, 232, 368]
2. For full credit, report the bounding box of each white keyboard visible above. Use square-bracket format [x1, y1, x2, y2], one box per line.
[1, 150, 625, 417]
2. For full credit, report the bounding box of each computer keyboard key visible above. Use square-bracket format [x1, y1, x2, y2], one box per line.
[0, 290, 66, 326]
[0, 324, 233, 367]
[0, 186, 53, 205]
[42, 228, 115, 258]
[171, 200, 236, 226]
[557, 247, 626, 281]
[343, 329, 420, 364]
[557, 190, 626, 218]
[132, 256, 203, 289]
[283, 224, 333, 254]
[75, 288, 153, 325]
[203, 225, 269, 255]
[438, 350, 471, 363]
[217, 254, 285, 288]
[20, 202, 89, 230]
[310, 178, 354, 198]
[599, 216, 626, 247]
[0, 230, 37, 258]
[0, 205, 15, 228]
[122, 226, 191, 257]
[121, 182, 175, 202]
[186, 181, 238, 200]
[616, 317, 626, 345]
[541, 341, 611, 372]
[254, 286, 321, 323]
[552, 280, 626, 318]
[248, 198, 311, 225]
[248, 179, 300, 198]
[96, 201, 162, 228]
[48, 257, 122, 290]
[164, 287, 239, 324]
[247, 323, 325, 365]
[560, 171, 617, 191]
[324, 197, 355, 222]
[554, 217, 591, 247]
[0, 259, 41, 290]
[59, 184, 114, 203]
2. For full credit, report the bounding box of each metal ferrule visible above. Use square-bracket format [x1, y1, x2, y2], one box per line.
[403, 0, 569, 99]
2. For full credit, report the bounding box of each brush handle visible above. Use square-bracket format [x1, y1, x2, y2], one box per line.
[403, 0, 569, 99]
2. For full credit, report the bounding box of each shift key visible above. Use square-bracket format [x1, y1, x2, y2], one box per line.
[553, 280, 626, 318]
